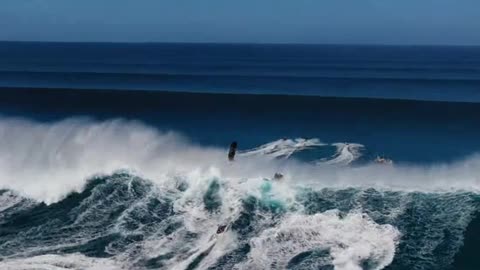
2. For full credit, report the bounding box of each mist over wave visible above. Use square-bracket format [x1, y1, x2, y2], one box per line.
[0, 116, 479, 203]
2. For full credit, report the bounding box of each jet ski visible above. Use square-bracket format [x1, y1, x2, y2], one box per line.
[375, 156, 393, 165]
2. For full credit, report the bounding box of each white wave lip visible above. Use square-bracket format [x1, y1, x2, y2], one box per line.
[239, 138, 325, 159]
[241, 210, 400, 270]
[319, 142, 365, 166]
[239, 137, 364, 166]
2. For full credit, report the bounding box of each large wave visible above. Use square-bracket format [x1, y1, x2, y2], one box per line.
[0, 116, 479, 269]
[1, 116, 479, 203]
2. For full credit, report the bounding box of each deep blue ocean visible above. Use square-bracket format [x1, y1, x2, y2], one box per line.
[0, 42, 480, 270]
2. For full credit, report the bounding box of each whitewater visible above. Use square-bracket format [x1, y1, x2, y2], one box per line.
[0, 116, 478, 270]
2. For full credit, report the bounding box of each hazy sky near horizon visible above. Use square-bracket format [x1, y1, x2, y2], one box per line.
[1, 0, 479, 45]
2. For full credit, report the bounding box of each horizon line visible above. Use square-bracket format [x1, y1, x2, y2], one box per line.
[1, 40, 480, 48]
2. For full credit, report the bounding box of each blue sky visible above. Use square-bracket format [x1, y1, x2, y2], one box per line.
[1, 0, 479, 45]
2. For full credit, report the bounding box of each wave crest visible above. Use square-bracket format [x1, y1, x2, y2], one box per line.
[1, 116, 480, 204]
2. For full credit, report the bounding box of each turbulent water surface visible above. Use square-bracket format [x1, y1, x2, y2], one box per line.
[0, 43, 480, 270]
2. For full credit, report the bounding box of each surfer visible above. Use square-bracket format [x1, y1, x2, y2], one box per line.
[216, 225, 227, 234]
[273, 172, 284, 180]
[228, 141, 237, 161]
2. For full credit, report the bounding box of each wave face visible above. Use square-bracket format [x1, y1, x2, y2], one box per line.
[1, 42, 480, 102]
[0, 117, 480, 270]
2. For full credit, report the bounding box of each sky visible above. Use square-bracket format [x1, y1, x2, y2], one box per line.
[1, 0, 479, 45]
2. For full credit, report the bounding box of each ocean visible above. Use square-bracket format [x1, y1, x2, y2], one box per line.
[0, 42, 480, 270]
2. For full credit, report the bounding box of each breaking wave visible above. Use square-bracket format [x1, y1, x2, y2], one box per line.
[0, 116, 479, 269]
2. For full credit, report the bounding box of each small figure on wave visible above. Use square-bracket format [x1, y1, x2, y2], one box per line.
[228, 141, 238, 161]
[375, 156, 393, 165]
[273, 172, 284, 180]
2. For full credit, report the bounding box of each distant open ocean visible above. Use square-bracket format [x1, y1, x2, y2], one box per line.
[0, 42, 480, 270]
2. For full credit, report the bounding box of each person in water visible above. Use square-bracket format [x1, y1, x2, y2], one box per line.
[273, 173, 284, 180]
[216, 225, 227, 234]
[228, 141, 237, 161]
